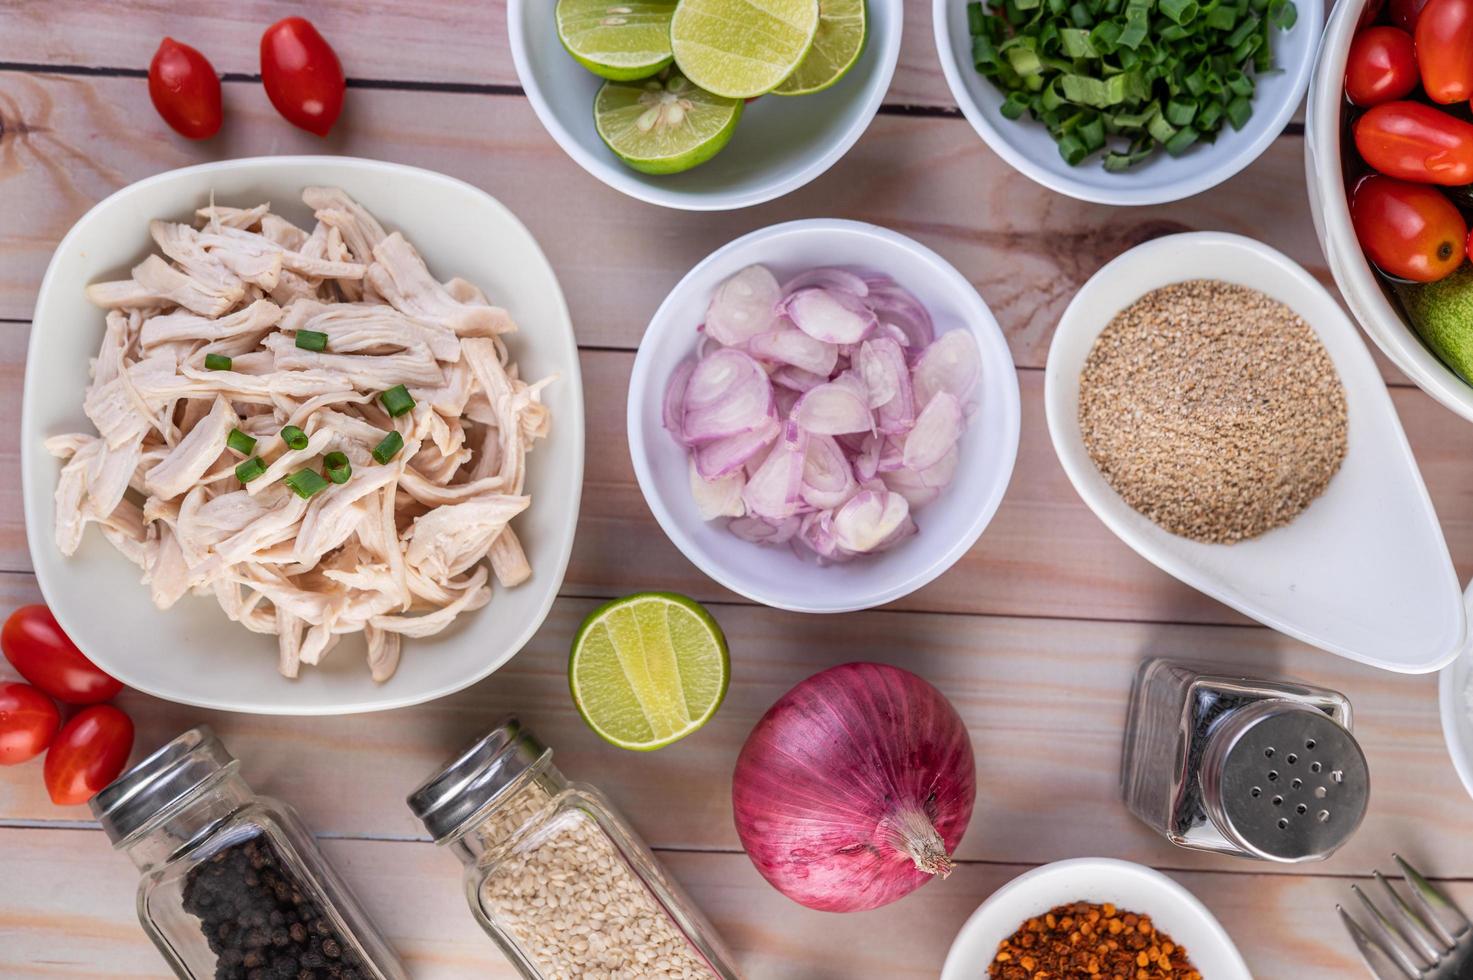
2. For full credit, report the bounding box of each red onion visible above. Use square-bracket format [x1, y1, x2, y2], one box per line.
[732, 662, 976, 912]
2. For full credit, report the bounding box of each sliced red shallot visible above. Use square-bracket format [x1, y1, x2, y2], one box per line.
[793, 381, 872, 436]
[706, 265, 782, 346]
[781, 287, 877, 345]
[800, 434, 858, 510]
[771, 365, 829, 392]
[858, 337, 905, 409]
[782, 267, 870, 298]
[663, 357, 695, 437]
[903, 393, 963, 471]
[681, 349, 773, 445]
[881, 467, 942, 509]
[913, 330, 981, 408]
[747, 328, 839, 377]
[729, 515, 801, 545]
[831, 490, 910, 554]
[694, 412, 780, 480]
[866, 280, 935, 349]
[742, 423, 808, 520]
[689, 457, 746, 520]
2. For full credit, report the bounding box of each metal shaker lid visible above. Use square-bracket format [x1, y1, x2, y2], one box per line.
[1200, 700, 1369, 862]
[90, 726, 239, 846]
[406, 717, 549, 843]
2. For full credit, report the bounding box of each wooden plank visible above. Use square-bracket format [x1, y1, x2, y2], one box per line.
[6, 331, 1473, 624]
[2, 577, 1468, 878]
[0, 1, 957, 110]
[0, 826, 1442, 979]
[0, 71, 1329, 373]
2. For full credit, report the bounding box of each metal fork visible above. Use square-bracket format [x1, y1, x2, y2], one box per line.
[1338, 854, 1473, 979]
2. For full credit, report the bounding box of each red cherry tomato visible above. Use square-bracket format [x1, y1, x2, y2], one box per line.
[2, 605, 123, 705]
[148, 37, 223, 140]
[1392, 0, 1433, 30]
[260, 17, 345, 137]
[1416, 0, 1473, 103]
[1467, 225, 1473, 263]
[0, 683, 60, 766]
[43, 704, 134, 806]
[1354, 100, 1473, 184]
[1352, 175, 1468, 281]
[1345, 27, 1420, 105]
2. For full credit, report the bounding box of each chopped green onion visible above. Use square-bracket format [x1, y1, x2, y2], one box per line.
[280, 425, 309, 451]
[323, 451, 352, 484]
[380, 384, 415, 418]
[204, 353, 232, 371]
[235, 457, 267, 484]
[283, 468, 329, 499]
[1161, 0, 1199, 24]
[226, 428, 257, 455]
[1226, 95, 1254, 129]
[295, 329, 328, 352]
[371, 430, 404, 464]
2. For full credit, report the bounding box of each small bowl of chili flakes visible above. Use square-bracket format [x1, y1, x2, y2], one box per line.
[939, 858, 1251, 980]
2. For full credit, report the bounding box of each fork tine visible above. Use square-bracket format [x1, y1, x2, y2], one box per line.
[1395, 854, 1468, 944]
[1340, 904, 1421, 980]
[1374, 871, 1446, 964]
[1354, 884, 1433, 976]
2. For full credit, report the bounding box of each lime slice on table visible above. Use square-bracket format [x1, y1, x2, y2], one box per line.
[570, 592, 730, 751]
[670, 0, 822, 99]
[556, 0, 678, 80]
[772, 0, 867, 96]
[594, 71, 743, 174]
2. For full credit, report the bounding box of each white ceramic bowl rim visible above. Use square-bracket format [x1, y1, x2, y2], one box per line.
[505, 0, 903, 211]
[22, 155, 585, 715]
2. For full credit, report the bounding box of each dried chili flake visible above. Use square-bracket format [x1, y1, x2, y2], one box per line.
[989, 901, 1202, 980]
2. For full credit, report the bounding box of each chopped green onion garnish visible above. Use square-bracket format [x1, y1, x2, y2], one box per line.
[295, 329, 328, 352]
[235, 457, 267, 484]
[280, 425, 309, 451]
[380, 384, 415, 418]
[226, 428, 258, 455]
[371, 430, 404, 464]
[323, 451, 352, 484]
[204, 353, 232, 371]
[283, 469, 329, 499]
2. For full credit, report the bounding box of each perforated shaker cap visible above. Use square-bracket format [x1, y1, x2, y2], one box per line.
[406, 717, 548, 843]
[1200, 700, 1369, 862]
[90, 726, 239, 845]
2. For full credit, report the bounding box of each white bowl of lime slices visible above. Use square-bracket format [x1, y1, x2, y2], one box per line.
[507, 0, 903, 211]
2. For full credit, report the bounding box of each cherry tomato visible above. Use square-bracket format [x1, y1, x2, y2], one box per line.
[1352, 175, 1468, 281]
[2, 605, 123, 705]
[0, 683, 60, 766]
[1392, 0, 1433, 30]
[1354, 100, 1473, 184]
[260, 17, 345, 137]
[148, 37, 223, 140]
[1345, 27, 1420, 105]
[1416, 0, 1473, 103]
[43, 704, 133, 806]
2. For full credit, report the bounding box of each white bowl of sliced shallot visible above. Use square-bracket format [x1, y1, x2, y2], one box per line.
[628, 219, 1020, 613]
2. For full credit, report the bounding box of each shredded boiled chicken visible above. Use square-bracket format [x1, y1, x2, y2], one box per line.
[50, 188, 553, 682]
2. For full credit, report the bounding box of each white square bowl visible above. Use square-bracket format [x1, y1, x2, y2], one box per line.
[22, 157, 585, 715]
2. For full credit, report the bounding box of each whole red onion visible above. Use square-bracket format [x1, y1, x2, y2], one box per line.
[732, 662, 976, 912]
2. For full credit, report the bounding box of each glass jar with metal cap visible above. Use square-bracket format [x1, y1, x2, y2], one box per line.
[90, 725, 407, 980]
[1120, 658, 1370, 862]
[407, 717, 742, 979]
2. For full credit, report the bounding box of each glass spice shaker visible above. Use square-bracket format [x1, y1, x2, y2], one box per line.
[90, 726, 408, 980]
[407, 717, 743, 980]
[1120, 658, 1370, 862]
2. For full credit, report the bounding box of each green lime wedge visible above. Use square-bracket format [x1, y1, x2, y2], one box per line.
[570, 592, 730, 751]
[772, 0, 866, 95]
[594, 72, 743, 174]
[556, 0, 678, 80]
[670, 0, 821, 99]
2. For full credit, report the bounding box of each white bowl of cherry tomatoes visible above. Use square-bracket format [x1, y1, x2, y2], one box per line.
[1306, 0, 1473, 423]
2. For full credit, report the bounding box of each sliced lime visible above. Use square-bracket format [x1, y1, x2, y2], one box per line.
[556, 0, 678, 81]
[669, 0, 821, 99]
[772, 0, 867, 95]
[594, 71, 743, 174]
[569, 592, 730, 751]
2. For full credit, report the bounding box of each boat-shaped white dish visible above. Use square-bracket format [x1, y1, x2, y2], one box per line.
[1045, 232, 1466, 674]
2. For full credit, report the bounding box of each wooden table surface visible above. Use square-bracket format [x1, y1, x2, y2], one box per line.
[3, 2, 1472, 977]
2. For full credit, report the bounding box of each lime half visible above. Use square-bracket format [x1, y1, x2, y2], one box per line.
[670, 0, 821, 99]
[772, 0, 867, 95]
[594, 72, 743, 174]
[570, 593, 730, 751]
[556, 0, 678, 80]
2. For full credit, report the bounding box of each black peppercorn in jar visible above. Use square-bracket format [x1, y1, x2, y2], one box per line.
[90, 726, 407, 980]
